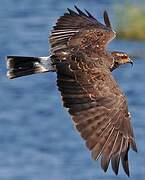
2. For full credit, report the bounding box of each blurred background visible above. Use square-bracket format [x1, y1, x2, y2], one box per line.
[0, 0, 145, 180]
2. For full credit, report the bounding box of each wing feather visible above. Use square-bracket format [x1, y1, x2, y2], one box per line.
[101, 130, 119, 172]
[121, 147, 130, 177]
[84, 9, 96, 20]
[103, 10, 112, 28]
[91, 125, 115, 160]
[56, 58, 137, 176]
[50, 6, 115, 54]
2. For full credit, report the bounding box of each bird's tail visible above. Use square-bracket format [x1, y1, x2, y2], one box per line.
[6, 56, 55, 79]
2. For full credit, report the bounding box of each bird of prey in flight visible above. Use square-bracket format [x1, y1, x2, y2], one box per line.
[6, 6, 137, 176]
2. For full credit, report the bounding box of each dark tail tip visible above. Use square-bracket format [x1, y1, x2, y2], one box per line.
[6, 56, 49, 79]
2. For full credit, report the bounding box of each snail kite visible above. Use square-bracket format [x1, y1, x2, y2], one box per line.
[6, 6, 137, 176]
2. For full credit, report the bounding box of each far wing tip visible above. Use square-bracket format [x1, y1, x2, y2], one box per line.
[103, 10, 112, 29]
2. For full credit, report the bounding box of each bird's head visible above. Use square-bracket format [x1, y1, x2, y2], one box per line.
[111, 51, 133, 71]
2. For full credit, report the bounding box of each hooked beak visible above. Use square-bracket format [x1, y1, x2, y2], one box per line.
[128, 58, 133, 67]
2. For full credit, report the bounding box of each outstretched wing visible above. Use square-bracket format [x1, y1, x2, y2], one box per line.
[56, 57, 137, 176]
[51, 6, 137, 176]
[50, 6, 115, 54]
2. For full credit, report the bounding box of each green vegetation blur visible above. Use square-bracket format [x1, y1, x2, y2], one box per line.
[114, 3, 145, 40]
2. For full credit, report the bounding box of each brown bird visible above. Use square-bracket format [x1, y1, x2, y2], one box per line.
[6, 6, 137, 176]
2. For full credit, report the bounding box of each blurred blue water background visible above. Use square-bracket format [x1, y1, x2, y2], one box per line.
[0, 0, 145, 180]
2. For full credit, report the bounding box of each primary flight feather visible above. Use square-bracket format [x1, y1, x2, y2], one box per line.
[6, 6, 137, 176]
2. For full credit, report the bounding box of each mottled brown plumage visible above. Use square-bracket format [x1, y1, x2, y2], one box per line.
[5, 6, 137, 177]
[50, 6, 137, 176]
